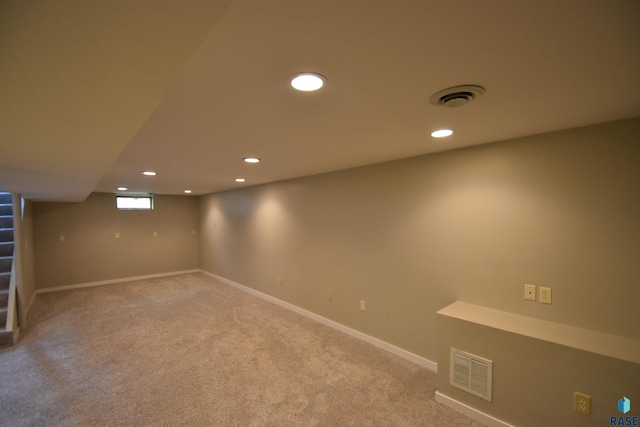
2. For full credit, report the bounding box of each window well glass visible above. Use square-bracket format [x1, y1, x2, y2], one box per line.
[116, 196, 153, 210]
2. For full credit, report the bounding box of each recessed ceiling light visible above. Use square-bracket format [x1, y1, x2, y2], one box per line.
[290, 73, 325, 91]
[184, 190, 192, 194]
[243, 157, 260, 163]
[431, 129, 454, 138]
[142, 171, 157, 176]
[235, 178, 246, 183]
[117, 187, 128, 191]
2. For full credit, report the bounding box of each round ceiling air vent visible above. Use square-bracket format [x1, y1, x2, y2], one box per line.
[430, 85, 485, 108]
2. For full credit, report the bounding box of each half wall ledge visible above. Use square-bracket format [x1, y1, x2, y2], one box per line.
[436, 301, 640, 365]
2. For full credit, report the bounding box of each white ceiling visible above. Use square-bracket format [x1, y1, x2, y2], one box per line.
[2, 0, 639, 201]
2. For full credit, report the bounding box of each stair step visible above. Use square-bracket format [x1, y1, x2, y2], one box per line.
[0, 257, 12, 274]
[0, 205, 12, 216]
[0, 331, 14, 349]
[0, 228, 13, 242]
[0, 242, 13, 257]
[0, 216, 12, 229]
[0, 273, 9, 290]
[0, 192, 12, 204]
[0, 290, 8, 306]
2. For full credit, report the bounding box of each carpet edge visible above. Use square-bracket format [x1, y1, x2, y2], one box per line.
[200, 269, 438, 373]
[27, 269, 201, 314]
[435, 391, 515, 427]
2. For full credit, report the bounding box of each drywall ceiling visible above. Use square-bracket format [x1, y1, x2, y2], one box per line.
[2, 0, 639, 201]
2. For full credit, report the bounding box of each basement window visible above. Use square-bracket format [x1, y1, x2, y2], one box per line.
[116, 196, 153, 210]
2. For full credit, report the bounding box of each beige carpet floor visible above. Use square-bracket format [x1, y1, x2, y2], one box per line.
[0, 273, 485, 426]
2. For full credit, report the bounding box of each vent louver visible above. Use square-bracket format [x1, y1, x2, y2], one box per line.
[450, 348, 493, 401]
[430, 85, 485, 108]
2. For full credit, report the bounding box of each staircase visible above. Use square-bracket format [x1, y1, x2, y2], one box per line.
[0, 191, 15, 348]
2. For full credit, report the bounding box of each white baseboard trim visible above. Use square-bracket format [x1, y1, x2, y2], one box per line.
[33, 269, 200, 297]
[200, 270, 437, 372]
[435, 391, 515, 427]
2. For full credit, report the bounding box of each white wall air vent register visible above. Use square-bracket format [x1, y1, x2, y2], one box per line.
[450, 348, 493, 401]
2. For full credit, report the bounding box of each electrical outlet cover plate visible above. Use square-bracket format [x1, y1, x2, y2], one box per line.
[524, 284, 536, 301]
[574, 391, 591, 415]
[540, 287, 552, 304]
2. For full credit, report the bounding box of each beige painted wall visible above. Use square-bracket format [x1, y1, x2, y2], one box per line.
[199, 117, 640, 363]
[33, 192, 198, 289]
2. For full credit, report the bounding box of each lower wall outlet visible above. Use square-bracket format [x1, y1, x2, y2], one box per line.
[278, 276, 283, 286]
[327, 290, 332, 301]
[540, 286, 552, 304]
[574, 391, 591, 416]
[360, 300, 366, 311]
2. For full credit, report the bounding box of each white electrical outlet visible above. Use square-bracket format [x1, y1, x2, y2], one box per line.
[574, 391, 591, 415]
[524, 284, 536, 301]
[360, 300, 366, 311]
[540, 287, 552, 304]
[278, 276, 283, 286]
